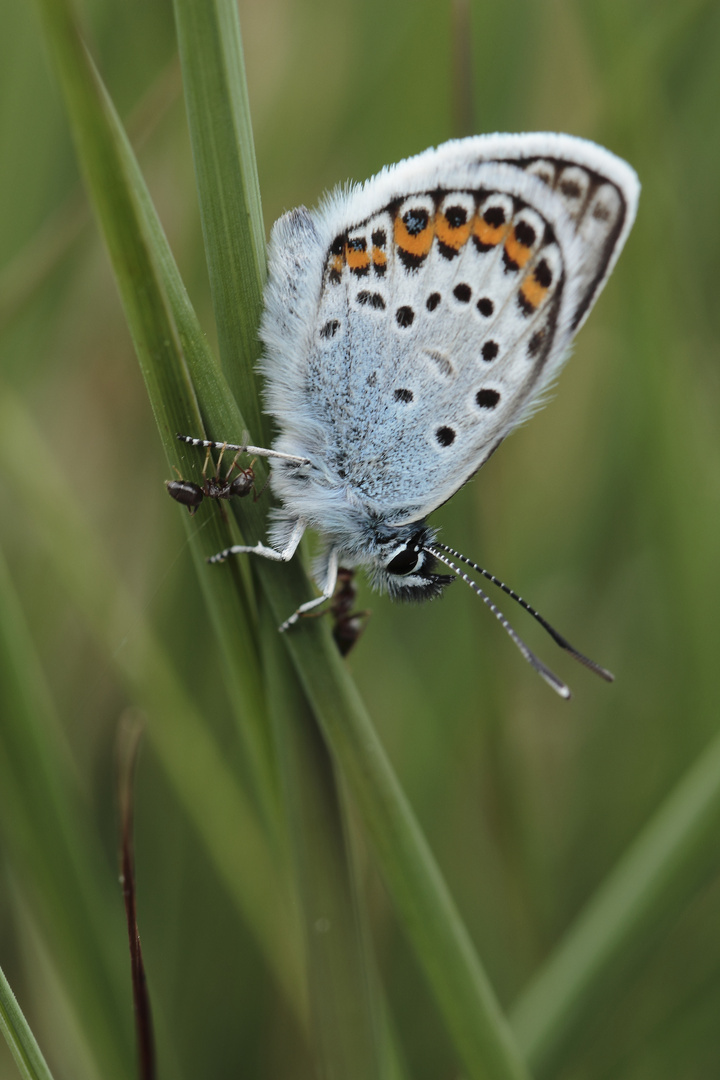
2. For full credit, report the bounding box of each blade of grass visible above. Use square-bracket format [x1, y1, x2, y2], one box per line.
[0, 56, 181, 334]
[272, 607, 530, 1080]
[32, 0, 284, 835]
[0, 546, 133, 1080]
[264, 611, 384, 1080]
[509, 727, 720, 1076]
[0, 960, 57, 1080]
[118, 716, 156, 1080]
[173, 0, 267, 435]
[34, 0, 531, 1074]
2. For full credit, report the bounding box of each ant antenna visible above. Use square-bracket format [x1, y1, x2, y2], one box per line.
[429, 542, 613, 684]
[426, 545, 572, 699]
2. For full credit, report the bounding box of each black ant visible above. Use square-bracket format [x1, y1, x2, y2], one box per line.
[327, 567, 370, 656]
[301, 566, 368, 655]
[166, 443, 264, 515]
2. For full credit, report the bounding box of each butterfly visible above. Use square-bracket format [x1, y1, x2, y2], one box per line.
[175, 133, 640, 697]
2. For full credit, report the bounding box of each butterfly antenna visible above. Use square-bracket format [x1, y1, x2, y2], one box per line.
[426, 546, 571, 699]
[429, 542, 614, 684]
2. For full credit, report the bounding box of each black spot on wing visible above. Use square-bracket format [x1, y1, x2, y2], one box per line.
[357, 290, 386, 309]
[535, 258, 553, 287]
[476, 389, 500, 409]
[514, 220, 536, 247]
[403, 208, 429, 235]
[483, 205, 506, 227]
[528, 331, 544, 357]
[436, 426, 456, 446]
[320, 319, 340, 339]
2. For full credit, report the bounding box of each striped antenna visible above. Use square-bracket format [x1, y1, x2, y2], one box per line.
[429, 541, 613, 684]
[426, 545, 572, 699]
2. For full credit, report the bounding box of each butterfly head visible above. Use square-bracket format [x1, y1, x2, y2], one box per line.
[368, 525, 453, 602]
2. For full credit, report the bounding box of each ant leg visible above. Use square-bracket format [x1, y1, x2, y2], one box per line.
[224, 449, 244, 479]
[203, 443, 215, 478]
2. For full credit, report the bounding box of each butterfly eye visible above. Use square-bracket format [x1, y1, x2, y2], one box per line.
[385, 544, 421, 576]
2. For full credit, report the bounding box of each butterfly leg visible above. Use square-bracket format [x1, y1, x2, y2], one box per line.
[206, 517, 306, 566]
[207, 523, 339, 633]
[278, 548, 339, 632]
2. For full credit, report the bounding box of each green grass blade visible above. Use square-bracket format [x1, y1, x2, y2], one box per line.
[0, 57, 181, 334]
[0, 547, 133, 1080]
[264, 616, 385, 1080]
[0, 961, 56, 1080]
[32, 0, 284, 832]
[278, 619, 531, 1080]
[510, 728, 720, 1076]
[34, 0, 195, 439]
[173, 0, 267, 434]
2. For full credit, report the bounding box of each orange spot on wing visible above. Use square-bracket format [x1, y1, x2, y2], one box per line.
[519, 276, 549, 311]
[435, 212, 472, 251]
[330, 253, 344, 276]
[473, 216, 507, 248]
[394, 214, 434, 257]
[372, 247, 387, 267]
[504, 227, 534, 269]
[345, 243, 370, 272]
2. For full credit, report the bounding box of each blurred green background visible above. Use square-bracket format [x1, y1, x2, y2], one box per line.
[1, 0, 720, 1078]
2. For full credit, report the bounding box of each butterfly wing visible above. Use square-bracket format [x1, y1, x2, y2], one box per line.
[261, 134, 639, 525]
